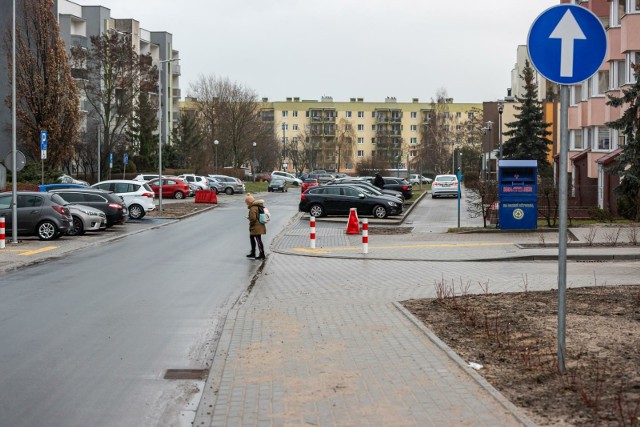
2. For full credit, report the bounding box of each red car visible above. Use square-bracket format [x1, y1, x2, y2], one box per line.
[301, 178, 318, 193]
[147, 177, 190, 199]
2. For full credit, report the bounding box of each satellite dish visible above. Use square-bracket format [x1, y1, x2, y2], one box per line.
[4, 150, 26, 172]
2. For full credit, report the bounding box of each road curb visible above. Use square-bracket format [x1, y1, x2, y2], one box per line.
[393, 302, 538, 427]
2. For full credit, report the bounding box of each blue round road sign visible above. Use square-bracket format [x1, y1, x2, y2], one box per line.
[528, 4, 606, 85]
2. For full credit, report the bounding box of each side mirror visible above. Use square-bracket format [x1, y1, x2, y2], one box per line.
[358, 193, 365, 199]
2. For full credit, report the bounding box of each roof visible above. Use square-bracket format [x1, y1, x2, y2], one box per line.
[596, 148, 623, 165]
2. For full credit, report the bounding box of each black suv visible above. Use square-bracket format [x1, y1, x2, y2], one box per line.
[49, 188, 127, 227]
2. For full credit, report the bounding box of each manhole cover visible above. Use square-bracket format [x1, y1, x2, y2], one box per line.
[164, 369, 209, 380]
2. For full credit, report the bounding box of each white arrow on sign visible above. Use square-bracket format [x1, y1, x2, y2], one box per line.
[550, 10, 586, 78]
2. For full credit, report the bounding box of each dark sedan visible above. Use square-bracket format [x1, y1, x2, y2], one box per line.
[299, 184, 403, 219]
[50, 188, 127, 227]
[331, 179, 404, 202]
[381, 177, 413, 199]
[268, 177, 288, 192]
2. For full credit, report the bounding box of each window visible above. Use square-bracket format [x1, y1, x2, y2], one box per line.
[597, 127, 610, 150]
[0, 195, 10, 209]
[343, 187, 361, 197]
[293, 111, 298, 117]
[282, 111, 288, 117]
[627, 52, 640, 83]
[371, 137, 376, 144]
[372, 125, 376, 131]
[571, 86, 581, 105]
[456, 125, 462, 131]
[610, 60, 626, 89]
[358, 111, 364, 118]
[410, 137, 417, 144]
[357, 150, 364, 157]
[345, 124, 352, 131]
[580, 81, 588, 101]
[282, 123, 288, 131]
[443, 112, 450, 119]
[357, 137, 364, 144]
[293, 124, 298, 131]
[591, 70, 609, 96]
[410, 112, 417, 118]
[410, 125, 417, 131]
[571, 129, 583, 150]
[410, 150, 417, 157]
[357, 124, 364, 131]
[456, 112, 461, 118]
[292, 137, 298, 144]
[346, 111, 352, 118]
[467, 112, 474, 120]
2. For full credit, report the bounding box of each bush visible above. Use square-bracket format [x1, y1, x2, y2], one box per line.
[588, 206, 613, 222]
[617, 195, 638, 221]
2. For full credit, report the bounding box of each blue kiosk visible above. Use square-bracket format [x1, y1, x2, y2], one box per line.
[498, 160, 538, 230]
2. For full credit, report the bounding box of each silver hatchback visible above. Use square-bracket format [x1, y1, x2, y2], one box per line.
[208, 175, 245, 195]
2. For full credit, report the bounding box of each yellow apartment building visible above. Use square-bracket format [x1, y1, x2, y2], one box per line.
[260, 96, 481, 175]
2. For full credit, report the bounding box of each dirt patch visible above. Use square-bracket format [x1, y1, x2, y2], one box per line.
[369, 227, 413, 235]
[145, 201, 215, 218]
[402, 285, 640, 426]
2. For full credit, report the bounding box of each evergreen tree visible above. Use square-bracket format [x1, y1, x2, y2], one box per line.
[129, 91, 158, 171]
[606, 63, 640, 220]
[172, 113, 204, 170]
[502, 60, 553, 175]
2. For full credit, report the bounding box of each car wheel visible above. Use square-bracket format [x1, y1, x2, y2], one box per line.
[129, 204, 144, 219]
[285, 187, 288, 192]
[37, 220, 58, 241]
[373, 205, 388, 219]
[268, 188, 272, 192]
[309, 204, 325, 217]
[213, 188, 219, 195]
[225, 187, 234, 195]
[174, 191, 185, 199]
[68, 215, 85, 236]
[432, 194, 437, 199]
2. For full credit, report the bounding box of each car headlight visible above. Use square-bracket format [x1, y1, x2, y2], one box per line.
[387, 201, 397, 207]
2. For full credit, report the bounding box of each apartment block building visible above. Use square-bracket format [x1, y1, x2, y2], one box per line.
[0, 0, 180, 168]
[564, 0, 635, 213]
[260, 96, 480, 175]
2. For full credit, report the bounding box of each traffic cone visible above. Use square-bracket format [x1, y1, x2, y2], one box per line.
[346, 208, 360, 234]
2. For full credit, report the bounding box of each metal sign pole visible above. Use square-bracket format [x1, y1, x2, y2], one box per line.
[557, 85, 569, 373]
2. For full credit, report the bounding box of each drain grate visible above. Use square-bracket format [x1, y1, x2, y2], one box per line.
[164, 369, 209, 380]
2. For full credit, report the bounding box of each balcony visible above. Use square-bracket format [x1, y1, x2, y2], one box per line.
[70, 34, 87, 48]
[172, 88, 181, 98]
[172, 64, 181, 76]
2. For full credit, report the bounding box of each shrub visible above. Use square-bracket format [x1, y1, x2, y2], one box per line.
[588, 206, 613, 223]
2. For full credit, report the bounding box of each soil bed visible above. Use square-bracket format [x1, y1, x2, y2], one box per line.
[145, 201, 214, 218]
[402, 285, 640, 426]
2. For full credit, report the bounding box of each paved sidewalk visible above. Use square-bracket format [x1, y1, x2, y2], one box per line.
[194, 200, 640, 426]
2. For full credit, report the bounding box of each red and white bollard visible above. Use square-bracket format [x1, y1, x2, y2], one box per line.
[310, 216, 316, 249]
[0, 216, 5, 249]
[362, 218, 368, 254]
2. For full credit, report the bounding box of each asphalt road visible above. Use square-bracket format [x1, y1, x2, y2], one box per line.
[0, 190, 300, 427]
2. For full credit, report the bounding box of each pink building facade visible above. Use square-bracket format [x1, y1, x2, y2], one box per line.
[565, 0, 639, 214]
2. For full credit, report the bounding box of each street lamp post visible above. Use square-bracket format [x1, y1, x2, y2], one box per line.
[484, 121, 493, 179]
[498, 102, 504, 160]
[252, 141, 256, 181]
[157, 58, 179, 213]
[214, 139, 219, 174]
[281, 123, 286, 171]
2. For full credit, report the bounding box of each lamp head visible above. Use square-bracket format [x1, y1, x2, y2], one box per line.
[214, 140, 219, 145]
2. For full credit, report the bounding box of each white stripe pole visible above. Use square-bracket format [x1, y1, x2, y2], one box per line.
[0, 216, 5, 249]
[362, 218, 368, 254]
[310, 216, 316, 249]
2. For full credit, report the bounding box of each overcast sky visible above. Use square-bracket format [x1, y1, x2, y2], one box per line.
[81, 0, 559, 103]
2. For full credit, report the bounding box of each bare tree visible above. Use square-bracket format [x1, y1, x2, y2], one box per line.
[420, 89, 458, 175]
[335, 118, 355, 173]
[466, 179, 499, 227]
[189, 75, 273, 171]
[5, 0, 80, 167]
[71, 30, 157, 177]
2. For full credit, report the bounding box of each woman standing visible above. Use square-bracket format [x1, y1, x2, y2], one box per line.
[245, 193, 266, 260]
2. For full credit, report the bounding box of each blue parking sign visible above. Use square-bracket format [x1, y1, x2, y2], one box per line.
[123, 153, 128, 165]
[40, 130, 47, 150]
[528, 5, 606, 85]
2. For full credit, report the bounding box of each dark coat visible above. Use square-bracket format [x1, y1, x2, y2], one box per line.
[373, 174, 385, 189]
[248, 200, 267, 235]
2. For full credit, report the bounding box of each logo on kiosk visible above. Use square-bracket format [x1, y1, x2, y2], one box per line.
[513, 208, 525, 220]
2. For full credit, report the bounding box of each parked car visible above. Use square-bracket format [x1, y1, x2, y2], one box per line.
[252, 172, 272, 182]
[333, 179, 404, 202]
[408, 174, 432, 185]
[178, 174, 210, 191]
[268, 177, 288, 192]
[50, 188, 127, 227]
[298, 184, 403, 219]
[208, 175, 245, 195]
[382, 177, 413, 200]
[308, 173, 335, 184]
[271, 171, 302, 186]
[431, 174, 459, 198]
[38, 183, 88, 192]
[57, 174, 90, 186]
[0, 191, 72, 240]
[301, 178, 318, 193]
[133, 173, 160, 182]
[67, 204, 106, 236]
[91, 179, 155, 219]
[146, 177, 190, 199]
[205, 177, 224, 194]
